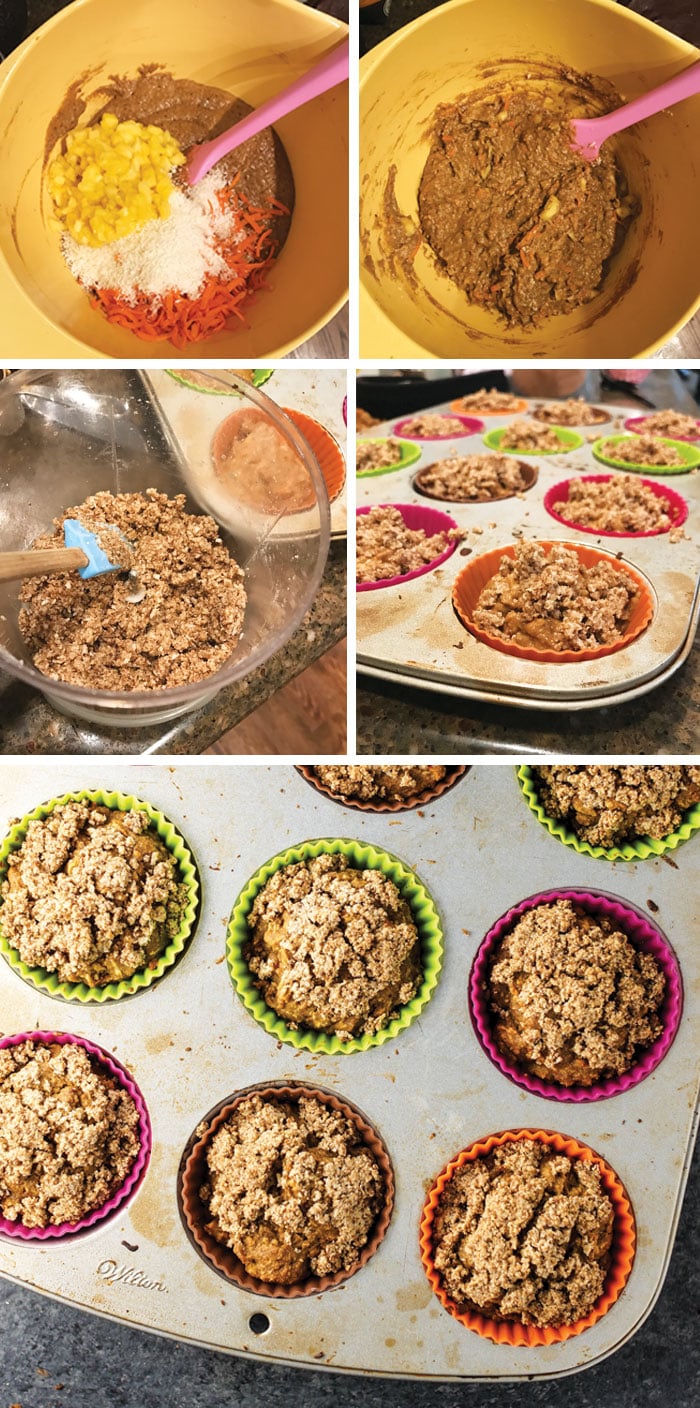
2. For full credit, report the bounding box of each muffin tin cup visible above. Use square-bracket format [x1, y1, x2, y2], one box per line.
[0, 1030, 151, 1243]
[533, 406, 613, 428]
[624, 414, 700, 443]
[420, 1128, 636, 1348]
[356, 503, 460, 592]
[517, 766, 700, 862]
[468, 888, 683, 1103]
[356, 437, 422, 479]
[591, 435, 700, 475]
[450, 397, 527, 417]
[543, 475, 689, 539]
[413, 458, 538, 504]
[295, 765, 468, 813]
[483, 427, 585, 455]
[0, 789, 201, 1003]
[178, 1081, 395, 1299]
[226, 836, 443, 1055]
[451, 541, 655, 665]
[393, 414, 484, 440]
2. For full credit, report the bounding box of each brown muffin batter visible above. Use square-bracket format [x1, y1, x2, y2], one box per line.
[418, 85, 631, 328]
[0, 1040, 140, 1229]
[199, 1094, 384, 1284]
[1, 802, 188, 987]
[534, 399, 610, 427]
[486, 900, 665, 1086]
[211, 408, 313, 513]
[432, 1139, 614, 1327]
[313, 765, 447, 803]
[245, 853, 422, 1041]
[416, 453, 531, 502]
[532, 765, 700, 848]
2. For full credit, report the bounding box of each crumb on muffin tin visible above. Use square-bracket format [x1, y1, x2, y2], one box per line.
[532, 766, 700, 848]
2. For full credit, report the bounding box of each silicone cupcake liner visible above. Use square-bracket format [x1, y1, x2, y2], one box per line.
[0, 1030, 151, 1242]
[413, 458, 538, 504]
[393, 414, 484, 440]
[165, 369, 274, 395]
[469, 888, 683, 1103]
[357, 503, 459, 592]
[533, 405, 612, 428]
[543, 475, 688, 539]
[592, 435, 700, 475]
[517, 765, 700, 862]
[281, 407, 346, 504]
[0, 789, 200, 1003]
[295, 765, 468, 813]
[483, 427, 585, 455]
[624, 414, 700, 443]
[357, 437, 422, 478]
[450, 396, 527, 417]
[179, 1081, 394, 1298]
[226, 836, 443, 1055]
[420, 1128, 635, 1347]
[452, 541, 655, 665]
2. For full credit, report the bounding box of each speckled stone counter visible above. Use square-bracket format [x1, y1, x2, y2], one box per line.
[0, 544, 345, 756]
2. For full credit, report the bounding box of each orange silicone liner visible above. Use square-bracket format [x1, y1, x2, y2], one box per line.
[179, 1082, 394, 1299]
[295, 765, 468, 813]
[450, 396, 527, 416]
[282, 407, 346, 504]
[420, 1128, 636, 1347]
[452, 541, 655, 664]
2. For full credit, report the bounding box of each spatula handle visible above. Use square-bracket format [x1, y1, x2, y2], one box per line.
[0, 547, 88, 584]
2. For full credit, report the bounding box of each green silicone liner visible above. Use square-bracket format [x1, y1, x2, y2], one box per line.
[165, 369, 273, 395]
[483, 427, 584, 456]
[226, 837, 443, 1054]
[517, 766, 700, 862]
[357, 438, 422, 478]
[591, 435, 700, 476]
[0, 790, 200, 1003]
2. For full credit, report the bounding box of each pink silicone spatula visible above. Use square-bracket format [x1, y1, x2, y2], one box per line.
[186, 38, 349, 185]
[570, 57, 700, 161]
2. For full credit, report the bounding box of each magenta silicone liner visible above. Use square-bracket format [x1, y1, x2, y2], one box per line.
[392, 414, 484, 441]
[0, 1031, 152, 1241]
[356, 503, 459, 592]
[624, 415, 700, 443]
[469, 888, 683, 1104]
[543, 475, 689, 539]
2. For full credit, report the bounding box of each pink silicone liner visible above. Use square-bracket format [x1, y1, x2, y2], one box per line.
[469, 888, 683, 1104]
[624, 414, 700, 443]
[543, 475, 689, 539]
[393, 414, 485, 441]
[0, 1031, 152, 1241]
[356, 503, 459, 592]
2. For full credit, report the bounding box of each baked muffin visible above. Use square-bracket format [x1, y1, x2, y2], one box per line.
[311, 765, 447, 804]
[244, 853, 422, 1040]
[484, 899, 665, 1086]
[532, 766, 700, 849]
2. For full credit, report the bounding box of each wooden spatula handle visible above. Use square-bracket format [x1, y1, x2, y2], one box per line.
[0, 547, 88, 584]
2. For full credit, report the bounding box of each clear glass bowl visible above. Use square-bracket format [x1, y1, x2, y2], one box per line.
[0, 370, 330, 727]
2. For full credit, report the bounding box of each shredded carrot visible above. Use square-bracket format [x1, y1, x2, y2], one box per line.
[89, 180, 290, 347]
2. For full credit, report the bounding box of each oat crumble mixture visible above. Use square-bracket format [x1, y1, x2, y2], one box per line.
[472, 541, 638, 651]
[500, 420, 564, 452]
[0, 1041, 140, 1228]
[400, 414, 468, 438]
[452, 389, 525, 415]
[357, 505, 456, 583]
[552, 476, 673, 533]
[635, 410, 699, 440]
[19, 489, 246, 691]
[533, 399, 609, 427]
[533, 765, 700, 847]
[357, 407, 381, 432]
[432, 1139, 614, 1327]
[486, 899, 665, 1086]
[245, 853, 422, 1040]
[313, 765, 447, 802]
[199, 1093, 383, 1283]
[356, 437, 404, 474]
[417, 453, 530, 502]
[597, 434, 686, 468]
[1, 802, 188, 986]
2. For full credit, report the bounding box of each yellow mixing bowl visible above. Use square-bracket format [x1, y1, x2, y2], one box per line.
[360, 0, 700, 358]
[0, 0, 348, 359]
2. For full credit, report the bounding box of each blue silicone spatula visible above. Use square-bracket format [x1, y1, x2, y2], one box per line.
[0, 519, 129, 584]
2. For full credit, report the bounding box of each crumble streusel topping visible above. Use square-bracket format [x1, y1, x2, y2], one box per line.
[357, 505, 457, 583]
[416, 453, 530, 501]
[532, 765, 700, 847]
[0, 1041, 140, 1229]
[1, 802, 188, 986]
[533, 399, 609, 427]
[486, 900, 665, 1086]
[633, 410, 699, 440]
[200, 1093, 383, 1283]
[451, 389, 525, 415]
[400, 414, 468, 438]
[472, 541, 638, 651]
[313, 765, 447, 802]
[432, 1139, 614, 1327]
[245, 853, 422, 1040]
[551, 475, 673, 533]
[597, 434, 686, 468]
[356, 438, 404, 474]
[499, 420, 563, 452]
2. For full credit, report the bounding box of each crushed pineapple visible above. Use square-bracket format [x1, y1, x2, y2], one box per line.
[47, 113, 186, 247]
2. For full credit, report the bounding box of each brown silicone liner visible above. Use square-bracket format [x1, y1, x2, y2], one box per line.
[281, 408, 346, 505]
[420, 1128, 636, 1347]
[179, 1082, 394, 1299]
[532, 405, 612, 427]
[452, 541, 655, 664]
[295, 765, 468, 813]
[450, 396, 527, 416]
[413, 459, 538, 504]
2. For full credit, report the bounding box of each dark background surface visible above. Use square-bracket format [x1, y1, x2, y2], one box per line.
[360, 1, 700, 53]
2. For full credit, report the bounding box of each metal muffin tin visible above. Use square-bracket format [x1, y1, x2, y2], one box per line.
[356, 399, 700, 710]
[0, 763, 697, 1381]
